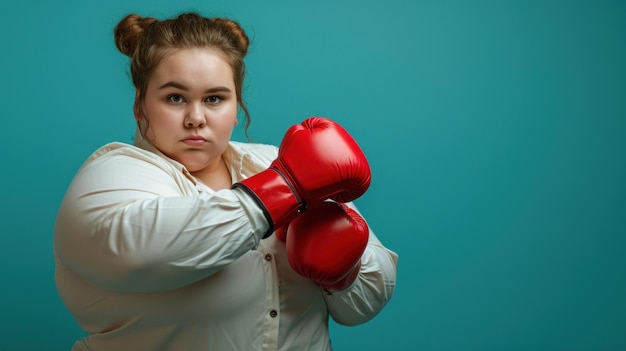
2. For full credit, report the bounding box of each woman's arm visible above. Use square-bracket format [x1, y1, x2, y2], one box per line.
[54, 147, 269, 293]
[323, 205, 399, 326]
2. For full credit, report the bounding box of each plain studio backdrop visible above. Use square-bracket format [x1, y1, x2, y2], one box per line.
[1, 0, 625, 350]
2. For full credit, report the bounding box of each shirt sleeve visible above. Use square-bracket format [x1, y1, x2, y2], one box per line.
[54, 149, 270, 294]
[322, 203, 399, 326]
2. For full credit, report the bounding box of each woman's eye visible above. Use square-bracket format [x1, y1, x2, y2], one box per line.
[168, 94, 185, 103]
[206, 96, 222, 105]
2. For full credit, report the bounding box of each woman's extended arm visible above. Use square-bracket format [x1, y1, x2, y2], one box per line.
[54, 144, 269, 293]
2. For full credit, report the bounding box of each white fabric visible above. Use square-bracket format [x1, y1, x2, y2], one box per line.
[54, 134, 398, 351]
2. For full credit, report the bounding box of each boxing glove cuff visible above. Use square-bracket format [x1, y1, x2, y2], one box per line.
[232, 168, 304, 238]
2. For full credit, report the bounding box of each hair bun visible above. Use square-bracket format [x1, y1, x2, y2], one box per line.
[114, 14, 157, 57]
[211, 18, 250, 56]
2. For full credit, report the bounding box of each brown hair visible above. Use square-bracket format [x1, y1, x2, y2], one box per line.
[114, 12, 252, 136]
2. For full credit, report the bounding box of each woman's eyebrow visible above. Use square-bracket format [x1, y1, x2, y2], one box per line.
[158, 81, 232, 93]
[159, 81, 188, 90]
[204, 86, 232, 94]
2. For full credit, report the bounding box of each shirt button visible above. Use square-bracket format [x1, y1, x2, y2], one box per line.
[264, 254, 273, 261]
[269, 310, 278, 318]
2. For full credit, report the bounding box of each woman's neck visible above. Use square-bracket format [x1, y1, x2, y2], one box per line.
[191, 156, 232, 191]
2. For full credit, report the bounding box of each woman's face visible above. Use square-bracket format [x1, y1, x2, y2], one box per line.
[139, 48, 238, 172]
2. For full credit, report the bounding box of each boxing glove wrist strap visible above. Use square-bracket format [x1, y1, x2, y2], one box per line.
[232, 168, 303, 238]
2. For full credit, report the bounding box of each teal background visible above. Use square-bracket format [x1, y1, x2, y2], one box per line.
[1, 0, 625, 350]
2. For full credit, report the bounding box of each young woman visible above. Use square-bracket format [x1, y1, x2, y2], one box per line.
[54, 12, 398, 351]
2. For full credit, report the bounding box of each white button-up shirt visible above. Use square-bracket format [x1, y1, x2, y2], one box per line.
[54, 135, 398, 351]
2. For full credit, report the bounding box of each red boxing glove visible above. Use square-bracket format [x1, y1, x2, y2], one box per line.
[285, 201, 369, 292]
[233, 117, 371, 237]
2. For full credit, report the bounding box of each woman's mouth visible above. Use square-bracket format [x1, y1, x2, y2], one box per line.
[182, 135, 208, 146]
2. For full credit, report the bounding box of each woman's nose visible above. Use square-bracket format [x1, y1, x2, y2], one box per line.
[184, 104, 206, 128]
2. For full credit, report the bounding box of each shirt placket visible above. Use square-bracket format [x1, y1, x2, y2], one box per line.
[259, 244, 280, 351]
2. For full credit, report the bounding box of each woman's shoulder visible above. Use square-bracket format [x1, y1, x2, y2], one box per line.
[79, 142, 179, 174]
[229, 140, 277, 152]
[86, 142, 162, 163]
[229, 140, 278, 159]
[72, 141, 197, 194]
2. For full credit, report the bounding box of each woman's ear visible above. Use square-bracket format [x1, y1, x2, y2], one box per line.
[133, 89, 142, 121]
